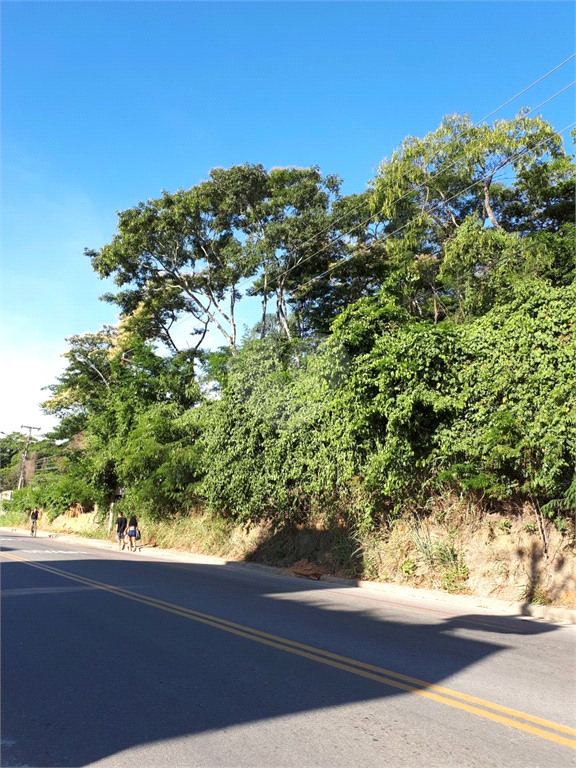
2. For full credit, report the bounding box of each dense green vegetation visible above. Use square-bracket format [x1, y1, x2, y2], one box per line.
[4, 113, 574, 545]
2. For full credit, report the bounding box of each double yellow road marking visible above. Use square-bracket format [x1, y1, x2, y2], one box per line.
[2, 549, 575, 749]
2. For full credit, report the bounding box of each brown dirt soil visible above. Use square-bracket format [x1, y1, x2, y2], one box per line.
[359, 503, 575, 606]
[41, 500, 576, 608]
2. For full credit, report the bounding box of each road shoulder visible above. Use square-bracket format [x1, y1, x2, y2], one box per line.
[1, 525, 574, 624]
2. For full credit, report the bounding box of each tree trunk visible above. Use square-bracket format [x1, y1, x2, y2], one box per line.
[483, 179, 501, 229]
[260, 270, 268, 340]
[230, 284, 237, 349]
[277, 285, 292, 339]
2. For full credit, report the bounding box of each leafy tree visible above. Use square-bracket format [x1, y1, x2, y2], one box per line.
[497, 152, 575, 234]
[42, 324, 200, 512]
[42, 328, 117, 439]
[367, 112, 568, 322]
[200, 334, 359, 525]
[33, 114, 575, 535]
[0, 432, 26, 490]
[112, 404, 203, 518]
[289, 191, 391, 333]
[372, 111, 563, 233]
[439, 219, 521, 320]
[89, 164, 341, 351]
[246, 166, 341, 338]
[88, 189, 247, 352]
[333, 316, 466, 514]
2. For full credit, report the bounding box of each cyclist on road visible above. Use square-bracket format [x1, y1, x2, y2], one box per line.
[30, 508, 39, 537]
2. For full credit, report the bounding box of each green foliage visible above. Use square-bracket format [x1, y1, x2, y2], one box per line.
[88, 164, 341, 349]
[0, 433, 63, 492]
[411, 526, 469, 590]
[345, 320, 465, 507]
[200, 334, 360, 525]
[8, 471, 94, 522]
[0, 431, 26, 469]
[498, 153, 575, 234]
[29, 113, 575, 552]
[372, 111, 563, 236]
[0, 432, 26, 490]
[436, 282, 575, 500]
[366, 111, 570, 324]
[520, 580, 553, 606]
[401, 558, 415, 578]
[540, 476, 576, 518]
[113, 404, 203, 518]
[40, 326, 202, 514]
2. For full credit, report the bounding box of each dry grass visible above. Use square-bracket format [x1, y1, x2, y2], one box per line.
[9, 494, 574, 607]
[140, 512, 261, 561]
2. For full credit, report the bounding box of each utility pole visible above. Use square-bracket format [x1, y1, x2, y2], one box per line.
[17, 425, 40, 490]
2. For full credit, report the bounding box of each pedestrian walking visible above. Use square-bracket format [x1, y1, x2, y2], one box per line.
[127, 513, 139, 552]
[116, 510, 127, 550]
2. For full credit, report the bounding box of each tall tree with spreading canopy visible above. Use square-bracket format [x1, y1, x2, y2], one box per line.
[368, 111, 569, 321]
[88, 164, 341, 350]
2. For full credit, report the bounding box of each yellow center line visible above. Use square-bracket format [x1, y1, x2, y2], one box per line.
[2, 550, 575, 749]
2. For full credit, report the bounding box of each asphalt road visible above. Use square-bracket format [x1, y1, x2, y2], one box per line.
[1, 531, 575, 768]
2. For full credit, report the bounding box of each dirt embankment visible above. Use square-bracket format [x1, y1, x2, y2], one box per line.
[369, 508, 575, 608]
[240, 505, 575, 608]
[31, 502, 576, 609]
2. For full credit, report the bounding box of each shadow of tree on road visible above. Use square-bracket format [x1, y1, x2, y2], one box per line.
[0, 543, 567, 767]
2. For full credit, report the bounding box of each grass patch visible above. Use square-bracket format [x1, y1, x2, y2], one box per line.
[139, 511, 259, 560]
[0, 506, 28, 528]
[519, 580, 553, 606]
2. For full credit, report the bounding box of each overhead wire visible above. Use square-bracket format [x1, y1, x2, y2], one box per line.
[20, 56, 575, 452]
[294, 119, 576, 295]
[34, 113, 575, 448]
[242, 78, 576, 295]
[229, 61, 576, 293]
[163, 61, 576, 339]
[39, 57, 576, 409]
[66, 115, 574, 400]
[453, 53, 575, 125]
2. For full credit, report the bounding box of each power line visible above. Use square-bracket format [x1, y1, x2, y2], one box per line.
[247, 79, 576, 294]
[163, 65, 575, 340]
[229, 62, 576, 294]
[295, 120, 576, 296]
[54, 80, 576, 400]
[62, 111, 574, 400]
[42, 57, 576, 408]
[43, 114, 574, 435]
[475, 53, 575, 125]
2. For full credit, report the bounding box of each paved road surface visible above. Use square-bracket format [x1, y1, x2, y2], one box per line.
[1, 532, 575, 767]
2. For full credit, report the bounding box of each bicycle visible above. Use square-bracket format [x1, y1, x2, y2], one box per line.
[30, 520, 37, 537]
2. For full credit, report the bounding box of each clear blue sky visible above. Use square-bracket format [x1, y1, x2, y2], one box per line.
[1, 1, 574, 435]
